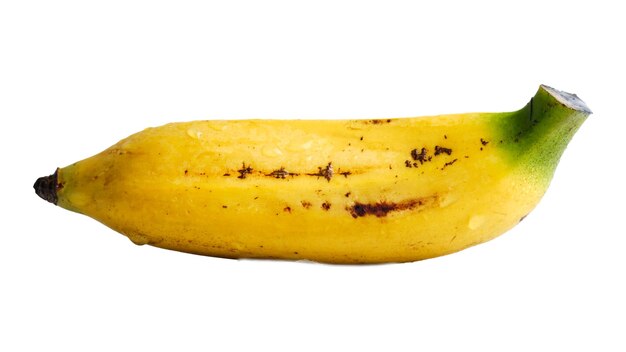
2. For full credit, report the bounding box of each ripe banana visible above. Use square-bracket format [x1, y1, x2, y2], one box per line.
[35, 85, 591, 264]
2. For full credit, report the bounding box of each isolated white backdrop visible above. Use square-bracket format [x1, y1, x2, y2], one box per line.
[1, 1, 624, 351]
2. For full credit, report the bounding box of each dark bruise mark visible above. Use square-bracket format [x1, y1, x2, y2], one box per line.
[348, 196, 435, 218]
[254, 196, 259, 200]
[434, 146, 452, 156]
[223, 173, 231, 176]
[322, 202, 332, 211]
[365, 119, 391, 124]
[411, 147, 429, 164]
[345, 192, 351, 198]
[339, 171, 352, 178]
[444, 135, 448, 139]
[464, 155, 469, 158]
[441, 159, 458, 170]
[308, 162, 334, 181]
[480, 138, 489, 146]
[360, 136, 364, 141]
[405, 160, 412, 168]
[222, 205, 228, 209]
[283, 206, 292, 213]
[301, 201, 312, 209]
[237, 163, 253, 179]
[519, 213, 529, 223]
[267, 167, 297, 179]
[34, 169, 61, 205]
[184, 169, 188, 176]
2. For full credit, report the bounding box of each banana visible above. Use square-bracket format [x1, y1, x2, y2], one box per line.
[34, 85, 591, 263]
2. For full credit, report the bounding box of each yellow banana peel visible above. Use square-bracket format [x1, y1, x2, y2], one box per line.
[35, 85, 591, 263]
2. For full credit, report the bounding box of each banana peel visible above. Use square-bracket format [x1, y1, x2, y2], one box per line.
[35, 85, 591, 263]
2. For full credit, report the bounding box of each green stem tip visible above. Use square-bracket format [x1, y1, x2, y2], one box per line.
[540, 84, 592, 114]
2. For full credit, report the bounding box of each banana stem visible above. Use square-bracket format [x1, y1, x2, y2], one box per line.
[540, 84, 592, 114]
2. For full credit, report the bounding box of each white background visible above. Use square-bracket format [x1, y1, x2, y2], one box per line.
[1, 1, 624, 351]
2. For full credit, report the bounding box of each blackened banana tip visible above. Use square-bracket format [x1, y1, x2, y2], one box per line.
[34, 169, 59, 205]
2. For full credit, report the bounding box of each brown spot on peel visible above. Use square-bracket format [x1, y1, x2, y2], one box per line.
[348, 196, 437, 218]
[434, 146, 452, 156]
[237, 163, 253, 179]
[308, 162, 334, 181]
[366, 119, 392, 124]
[267, 167, 297, 179]
[411, 148, 429, 164]
[441, 159, 458, 170]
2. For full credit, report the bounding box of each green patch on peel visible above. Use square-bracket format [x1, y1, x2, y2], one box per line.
[492, 85, 591, 185]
